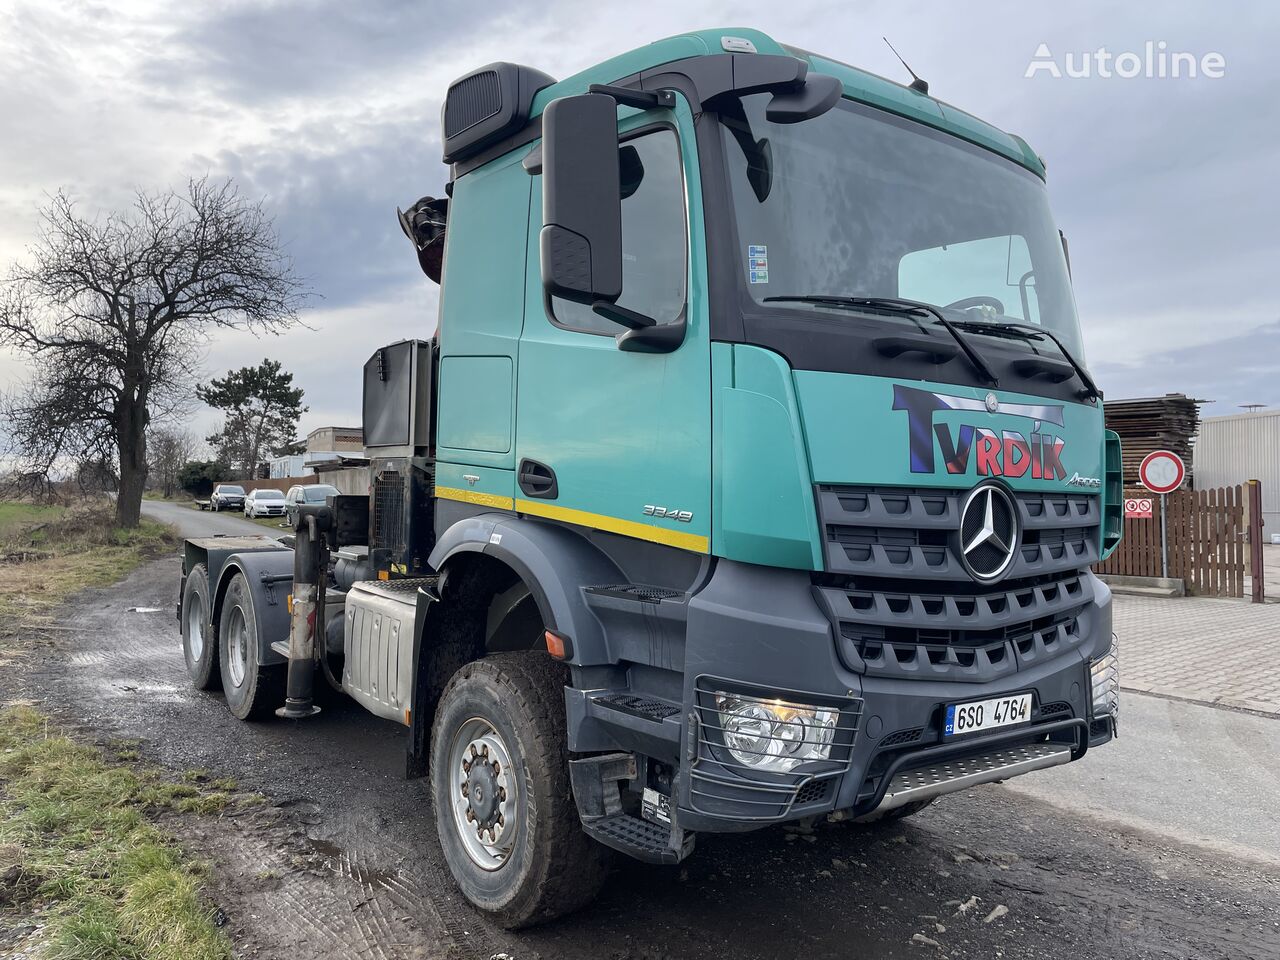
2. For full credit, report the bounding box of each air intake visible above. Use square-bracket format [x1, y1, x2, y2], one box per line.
[441, 62, 555, 165]
[444, 70, 502, 138]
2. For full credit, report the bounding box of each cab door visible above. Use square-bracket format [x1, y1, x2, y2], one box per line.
[515, 103, 711, 556]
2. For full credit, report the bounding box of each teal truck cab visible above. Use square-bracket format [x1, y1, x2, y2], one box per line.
[177, 28, 1124, 928]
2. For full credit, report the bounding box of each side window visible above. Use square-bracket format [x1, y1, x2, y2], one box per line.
[898, 234, 1041, 324]
[551, 127, 687, 334]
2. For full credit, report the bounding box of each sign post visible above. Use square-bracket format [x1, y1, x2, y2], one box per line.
[1139, 450, 1187, 579]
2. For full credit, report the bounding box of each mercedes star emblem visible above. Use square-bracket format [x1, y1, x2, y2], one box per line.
[958, 483, 1019, 582]
[984, 392, 999, 413]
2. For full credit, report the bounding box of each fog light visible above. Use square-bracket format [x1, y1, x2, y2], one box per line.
[1090, 635, 1119, 725]
[714, 692, 838, 774]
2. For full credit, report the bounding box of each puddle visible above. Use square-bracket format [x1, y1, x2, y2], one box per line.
[305, 836, 401, 889]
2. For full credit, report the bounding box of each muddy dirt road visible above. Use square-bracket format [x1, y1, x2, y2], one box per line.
[7, 547, 1279, 960]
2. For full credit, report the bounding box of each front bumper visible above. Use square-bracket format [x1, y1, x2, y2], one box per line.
[673, 560, 1114, 833]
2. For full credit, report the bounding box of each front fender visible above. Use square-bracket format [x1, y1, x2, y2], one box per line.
[428, 514, 624, 665]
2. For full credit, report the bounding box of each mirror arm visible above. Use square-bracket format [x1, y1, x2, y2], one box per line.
[587, 83, 676, 110]
[591, 300, 656, 330]
[618, 319, 686, 354]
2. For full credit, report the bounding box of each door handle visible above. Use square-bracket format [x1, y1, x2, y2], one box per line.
[518, 459, 558, 499]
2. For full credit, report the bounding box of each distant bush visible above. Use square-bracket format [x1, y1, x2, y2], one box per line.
[177, 461, 227, 497]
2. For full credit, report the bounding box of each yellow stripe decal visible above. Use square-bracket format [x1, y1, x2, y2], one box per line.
[435, 486, 515, 510]
[515, 498, 710, 554]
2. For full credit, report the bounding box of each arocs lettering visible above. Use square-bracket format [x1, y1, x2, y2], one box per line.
[892, 385, 1068, 479]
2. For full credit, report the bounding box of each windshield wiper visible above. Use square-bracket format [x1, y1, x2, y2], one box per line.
[951, 319, 1101, 401]
[764, 295, 999, 387]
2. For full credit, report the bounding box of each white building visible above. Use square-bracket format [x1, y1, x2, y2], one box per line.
[1193, 408, 1279, 533]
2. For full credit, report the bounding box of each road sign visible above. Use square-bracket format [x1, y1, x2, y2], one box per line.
[1138, 450, 1186, 494]
[1124, 497, 1153, 519]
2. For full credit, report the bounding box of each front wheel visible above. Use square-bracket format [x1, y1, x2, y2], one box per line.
[431, 652, 610, 928]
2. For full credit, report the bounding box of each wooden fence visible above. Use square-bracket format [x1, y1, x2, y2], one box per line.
[1095, 485, 1248, 597]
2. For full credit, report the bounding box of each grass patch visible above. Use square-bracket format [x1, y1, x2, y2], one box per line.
[244, 514, 290, 531]
[0, 501, 67, 537]
[0, 498, 177, 641]
[0, 705, 233, 959]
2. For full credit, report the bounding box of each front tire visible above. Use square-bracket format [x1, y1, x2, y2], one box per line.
[217, 573, 284, 720]
[181, 564, 219, 690]
[431, 652, 610, 928]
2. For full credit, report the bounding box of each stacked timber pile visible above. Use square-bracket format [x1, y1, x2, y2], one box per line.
[1103, 394, 1203, 487]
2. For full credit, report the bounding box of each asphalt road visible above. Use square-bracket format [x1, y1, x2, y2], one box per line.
[141, 498, 286, 539]
[7, 508, 1278, 959]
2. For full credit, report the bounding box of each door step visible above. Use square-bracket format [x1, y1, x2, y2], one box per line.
[873, 741, 1073, 814]
[591, 693, 680, 723]
[270, 640, 290, 658]
[582, 812, 693, 864]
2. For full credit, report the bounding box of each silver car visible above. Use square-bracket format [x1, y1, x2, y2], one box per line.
[243, 488, 287, 518]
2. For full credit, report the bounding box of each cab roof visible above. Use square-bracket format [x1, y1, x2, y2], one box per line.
[529, 27, 1045, 179]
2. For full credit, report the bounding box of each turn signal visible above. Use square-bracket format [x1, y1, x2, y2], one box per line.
[544, 630, 571, 660]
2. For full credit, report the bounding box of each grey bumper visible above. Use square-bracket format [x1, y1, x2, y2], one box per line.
[674, 560, 1112, 833]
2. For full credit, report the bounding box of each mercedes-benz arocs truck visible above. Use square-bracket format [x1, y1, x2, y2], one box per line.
[176, 28, 1124, 928]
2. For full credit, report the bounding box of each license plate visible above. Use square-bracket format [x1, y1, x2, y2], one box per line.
[944, 693, 1032, 737]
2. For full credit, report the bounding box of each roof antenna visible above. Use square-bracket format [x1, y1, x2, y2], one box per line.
[883, 37, 929, 95]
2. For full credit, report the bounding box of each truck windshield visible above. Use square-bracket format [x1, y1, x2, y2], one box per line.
[719, 94, 1085, 359]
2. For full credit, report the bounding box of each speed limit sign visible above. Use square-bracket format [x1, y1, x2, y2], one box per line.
[1139, 450, 1185, 494]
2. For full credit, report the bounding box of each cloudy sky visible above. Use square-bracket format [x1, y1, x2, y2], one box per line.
[1, 0, 1276, 451]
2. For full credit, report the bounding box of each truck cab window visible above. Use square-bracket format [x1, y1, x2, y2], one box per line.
[898, 234, 1041, 324]
[551, 127, 687, 335]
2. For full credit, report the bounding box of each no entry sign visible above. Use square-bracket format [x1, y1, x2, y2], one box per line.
[1138, 450, 1186, 494]
[1125, 497, 1153, 518]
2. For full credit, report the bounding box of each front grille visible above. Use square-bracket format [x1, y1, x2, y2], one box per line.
[372, 471, 405, 553]
[690, 679, 861, 822]
[817, 484, 1099, 580]
[814, 483, 1097, 682]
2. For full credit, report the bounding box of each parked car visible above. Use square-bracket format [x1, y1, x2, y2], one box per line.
[284, 483, 340, 526]
[209, 484, 245, 513]
[243, 488, 287, 519]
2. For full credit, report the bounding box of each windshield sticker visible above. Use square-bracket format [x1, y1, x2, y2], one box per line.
[747, 244, 769, 284]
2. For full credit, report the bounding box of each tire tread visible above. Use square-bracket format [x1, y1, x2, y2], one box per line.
[433, 651, 610, 928]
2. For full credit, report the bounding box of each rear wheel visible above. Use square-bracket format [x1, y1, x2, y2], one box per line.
[181, 564, 219, 690]
[430, 652, 610, 928]
[218, 573, 284, 720]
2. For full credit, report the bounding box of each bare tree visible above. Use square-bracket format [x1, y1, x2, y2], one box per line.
[0, 179, 306, 526]
[148, 427, 198, 498]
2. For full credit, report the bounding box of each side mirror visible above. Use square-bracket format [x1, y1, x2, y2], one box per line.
[765, 74, 843, 124]
[539, 93, 623, 306]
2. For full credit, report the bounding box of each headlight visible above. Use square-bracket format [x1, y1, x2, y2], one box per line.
[1090, 635, 1119, 724]
[713, 692, 839, 774]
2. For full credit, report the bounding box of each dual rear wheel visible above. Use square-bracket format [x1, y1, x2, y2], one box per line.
[180, 566, 283, 719]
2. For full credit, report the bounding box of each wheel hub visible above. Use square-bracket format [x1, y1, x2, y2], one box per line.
[465, 756, 500, 825]
[449, 720, 516, 871]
